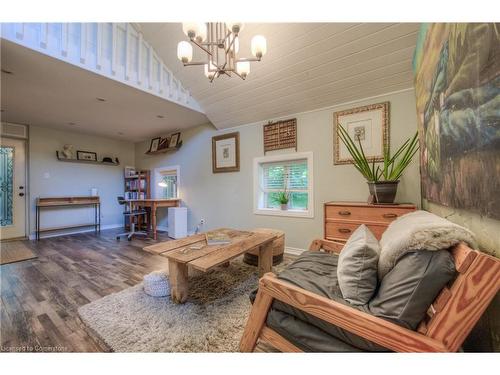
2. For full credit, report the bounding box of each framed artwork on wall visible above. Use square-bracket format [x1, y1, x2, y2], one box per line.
[169, 132, 181, 148]
[149, 137, 161, 153]
[333, 101, 390, 165]
[76, 150, 98, 161]
[212, 132, 240, 173]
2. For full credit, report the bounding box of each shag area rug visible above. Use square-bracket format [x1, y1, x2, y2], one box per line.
[78, 257, 290, 352]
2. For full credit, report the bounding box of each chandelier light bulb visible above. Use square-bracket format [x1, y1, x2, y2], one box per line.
[226, 22, 244, 34]
[251, 35, 267, 58]
[236, 61, 250, 79]
[177, 41, 193, 63]
[182, 22, 200, 39]
[204, 62, 217, 80]
[195, 23, 207, 43]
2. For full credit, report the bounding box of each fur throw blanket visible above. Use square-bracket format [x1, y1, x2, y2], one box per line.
[378, 210, 477, 278]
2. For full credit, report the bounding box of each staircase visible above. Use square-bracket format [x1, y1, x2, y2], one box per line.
[1, 23, 203, 113]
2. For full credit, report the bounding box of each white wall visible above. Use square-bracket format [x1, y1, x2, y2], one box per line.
[135, 89, 421, 250]
[28, 126, 134, 237]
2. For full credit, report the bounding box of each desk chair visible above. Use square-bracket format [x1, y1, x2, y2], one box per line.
[116, 196, 148, 241]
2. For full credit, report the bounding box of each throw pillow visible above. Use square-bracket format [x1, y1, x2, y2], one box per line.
[337, 224, 380, 305]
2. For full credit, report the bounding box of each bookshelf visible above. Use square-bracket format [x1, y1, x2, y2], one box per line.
[124, 170, 151, 230]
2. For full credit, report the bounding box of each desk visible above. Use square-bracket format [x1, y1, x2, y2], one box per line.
[36, 196, 100, 241]
[126, 198, 180, 239]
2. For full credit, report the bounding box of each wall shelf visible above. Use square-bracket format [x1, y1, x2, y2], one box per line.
[56, 151, 120, 166]
[145, 141, 183, 155]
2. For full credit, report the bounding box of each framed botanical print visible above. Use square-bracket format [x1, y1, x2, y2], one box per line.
[169, 132, 181, 148]
[334, 102, 390, 165]
[149, 137, 161, 153]
[212, 132, 240, 173]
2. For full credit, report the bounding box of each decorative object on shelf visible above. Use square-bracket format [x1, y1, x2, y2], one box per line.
[212, 132, 240, 173]
[337, 122, 419, 204]
[149, 137, 161, 153]
[263, 118, 297, 154]
[102, 157, 113, 163]
[61, 144, 74, 159]
[124, 166, 136, 177]
[334, 102, 390, 165]
[77, 150, 98, 162]
[176, 22, 267, 82]
[168, 132, 181, 148]
[145, 140, 183, 155]
[90, 187, 98, 196]
[158, 137, 169, 150]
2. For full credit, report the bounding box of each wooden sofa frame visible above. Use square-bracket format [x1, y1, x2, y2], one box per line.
[239, 239, 500, 352]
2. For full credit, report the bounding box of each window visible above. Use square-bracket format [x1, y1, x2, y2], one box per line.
[254, 152, 313, 218]
[154, 166, 180, 199]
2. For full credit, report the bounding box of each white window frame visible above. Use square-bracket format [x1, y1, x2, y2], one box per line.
[153, 165, 180, 199]
[253, 152, 314, 218]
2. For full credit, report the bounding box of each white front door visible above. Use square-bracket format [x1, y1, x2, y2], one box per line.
[0, 137, 27, 240]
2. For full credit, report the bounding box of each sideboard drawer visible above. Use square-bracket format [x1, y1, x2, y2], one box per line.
[325, 221, 387, 241]
[325, 204, 414, 224]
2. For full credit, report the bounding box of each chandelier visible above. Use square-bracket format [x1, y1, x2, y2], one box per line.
[176, 22, 267, 82]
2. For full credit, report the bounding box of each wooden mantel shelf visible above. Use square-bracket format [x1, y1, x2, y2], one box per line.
[145, 141, 183, 155]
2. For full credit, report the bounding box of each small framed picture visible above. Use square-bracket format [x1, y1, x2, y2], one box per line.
[333, 102, 390, 165]
[149, 137, 161, 153]
[212, 132, 240, 173]
[158, 137, 169, 150]
[169, 132, 181, 148]
[76, 150, 98, 161]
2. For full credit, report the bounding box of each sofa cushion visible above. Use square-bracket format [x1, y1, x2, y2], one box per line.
[266, 309, 365, 352]
[268, 251, 388, 351]
[369, 249, 457, 329]
[337, 224, 380, 305]
[379, 210, 476, 278]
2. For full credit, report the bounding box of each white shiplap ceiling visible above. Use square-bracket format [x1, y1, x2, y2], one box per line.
[139, 23, 420, 129]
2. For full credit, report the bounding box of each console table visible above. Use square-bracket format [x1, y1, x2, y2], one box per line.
[35, 196, 100, 240]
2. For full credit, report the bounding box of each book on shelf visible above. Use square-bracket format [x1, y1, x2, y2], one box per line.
[205, 232, 231, 246]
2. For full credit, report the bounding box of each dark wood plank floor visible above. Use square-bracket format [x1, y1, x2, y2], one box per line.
[0, 229, 171, 352]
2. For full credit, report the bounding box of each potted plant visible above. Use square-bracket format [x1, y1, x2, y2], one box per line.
[337, 124, 419, 204]
[273, 190, 291, 210]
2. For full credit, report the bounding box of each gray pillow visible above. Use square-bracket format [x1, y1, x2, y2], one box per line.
[369, 250, 456, 329]
[337, 225, 380, 305]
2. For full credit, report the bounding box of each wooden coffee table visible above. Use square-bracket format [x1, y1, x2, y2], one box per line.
[143, 228, 277, 303]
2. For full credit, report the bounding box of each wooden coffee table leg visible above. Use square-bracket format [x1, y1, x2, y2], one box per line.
[169, 260, 188, 303]
[258, 241, 273, 277]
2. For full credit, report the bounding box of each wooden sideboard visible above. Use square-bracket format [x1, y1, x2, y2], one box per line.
[324, 201, 416, 242]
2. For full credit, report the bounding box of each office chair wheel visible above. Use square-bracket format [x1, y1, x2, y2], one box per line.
[127, 237, 132, 241]
[116, 236, 120, 241]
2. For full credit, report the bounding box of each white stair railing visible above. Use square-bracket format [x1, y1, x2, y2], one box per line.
[1, 23, 203, 113]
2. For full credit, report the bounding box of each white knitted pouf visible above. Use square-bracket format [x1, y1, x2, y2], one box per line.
[143, 270, 170, 297]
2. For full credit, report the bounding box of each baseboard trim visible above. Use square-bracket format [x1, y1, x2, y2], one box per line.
[28, 224, 123, 240]
[284, 246, 307, 256]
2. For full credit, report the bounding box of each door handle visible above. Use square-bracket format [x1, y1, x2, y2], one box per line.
[19, 192, 25, 197]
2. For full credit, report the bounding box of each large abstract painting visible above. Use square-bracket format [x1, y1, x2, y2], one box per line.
[413, 23, 500, 219]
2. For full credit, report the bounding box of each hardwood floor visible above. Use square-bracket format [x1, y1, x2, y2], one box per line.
[0, 229, 171, 352]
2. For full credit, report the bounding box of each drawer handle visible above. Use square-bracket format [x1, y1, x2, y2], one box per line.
[383, 213, 398, 218]
[338, 210, 351, 216]
[338, 228, 351, 234]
